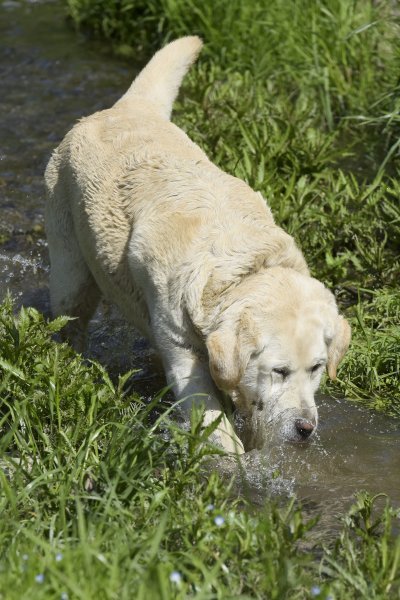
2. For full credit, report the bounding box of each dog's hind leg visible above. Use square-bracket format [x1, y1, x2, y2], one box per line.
[46, 200, 100, 353]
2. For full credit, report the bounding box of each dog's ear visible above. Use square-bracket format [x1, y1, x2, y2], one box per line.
[327, 316, 351, 380]
[206, 311, 257, 390]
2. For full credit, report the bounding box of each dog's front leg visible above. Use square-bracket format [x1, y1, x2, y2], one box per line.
[161, 346, 244, 454]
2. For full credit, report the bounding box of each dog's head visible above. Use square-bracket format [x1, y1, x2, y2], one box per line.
[206, 268, 351, 450]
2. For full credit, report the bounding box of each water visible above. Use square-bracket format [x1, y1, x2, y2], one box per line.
[231, 396, 400, 535]
[1, 0, 399, 524]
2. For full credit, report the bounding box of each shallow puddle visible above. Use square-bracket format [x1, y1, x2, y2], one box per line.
[1, 0, 399, 528]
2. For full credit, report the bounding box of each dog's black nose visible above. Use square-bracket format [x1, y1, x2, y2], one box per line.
[295, 419, 314, 439]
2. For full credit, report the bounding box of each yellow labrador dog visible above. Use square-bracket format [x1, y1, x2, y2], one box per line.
[45, 37, 351, 454]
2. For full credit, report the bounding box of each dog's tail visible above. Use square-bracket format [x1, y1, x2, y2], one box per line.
[115, 36, 203, 120]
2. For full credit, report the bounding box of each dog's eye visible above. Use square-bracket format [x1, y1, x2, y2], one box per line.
[310, 363, 323, 374]
[272, 367, 290, 379]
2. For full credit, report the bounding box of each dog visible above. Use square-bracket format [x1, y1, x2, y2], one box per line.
[45, 37, 351, 454]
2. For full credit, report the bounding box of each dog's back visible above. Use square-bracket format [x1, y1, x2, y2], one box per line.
[44, 37, 212, 337]
[45, 37, 307, 348]
[45, 36, 206, 199]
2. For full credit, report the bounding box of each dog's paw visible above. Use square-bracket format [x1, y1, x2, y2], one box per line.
[202, 410, 245, 455]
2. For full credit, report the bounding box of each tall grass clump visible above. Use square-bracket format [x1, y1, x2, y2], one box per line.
[67, 0, 400, 169]
[1, 299, 400, 597]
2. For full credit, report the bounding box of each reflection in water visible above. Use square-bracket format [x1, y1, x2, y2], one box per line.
[1, 1, 399, 529]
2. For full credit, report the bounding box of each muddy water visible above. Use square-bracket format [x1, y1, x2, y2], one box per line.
[1, 1, 399, 526]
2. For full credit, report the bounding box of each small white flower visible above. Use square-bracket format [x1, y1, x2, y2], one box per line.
[310, 586, 321, 597]
[214, 515, 225, 526]
[35, 574, 44, 584]
[61, 594, 69, 600]
[205, 504, 215, 511]
[56, 553, 63, 562]
[169, 571, 182, 584]
[22, 554, 29, 561]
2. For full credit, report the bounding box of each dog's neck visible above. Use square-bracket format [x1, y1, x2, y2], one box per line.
[180, 221, 309, 335]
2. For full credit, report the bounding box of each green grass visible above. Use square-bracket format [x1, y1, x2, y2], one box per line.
[1, 0, 400, 596]
[0, 300, 399, 598]
[67, 0, 400, 172]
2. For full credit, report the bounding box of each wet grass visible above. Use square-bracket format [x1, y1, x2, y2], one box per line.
[1, 0, 399, 597]
[0, 300, 399, 598]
